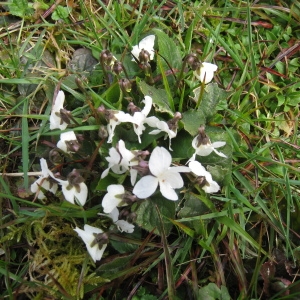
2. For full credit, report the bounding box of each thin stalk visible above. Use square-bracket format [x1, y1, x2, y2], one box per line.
[155, 205, 176, 299]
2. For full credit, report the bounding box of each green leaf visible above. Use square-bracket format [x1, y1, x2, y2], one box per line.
[134, 287, 158, 300]
[152, 28, 182, 72]
[168, 130, 193, 160]
[177, 193, 209, 234]
[207, 164, 232, 187]
[69, 48, 98, 72]
[134, 196, 176, 235]
[197, 283, 231, 300]
[181, 110, 206, 136]
[194, 83, 229, 121]
[110, 230, 140, 254]
[137, 79, 173, 115]
[62, 48, 98, 89]
[178, 193, 208, 219]
[96, 254, 134, 278]
[18, 47, 56, 97]
[7, 0, 33, 17]
[104, 81, 121, 106]
[51, 5, 71, 21]
[156, 50, 175, 111]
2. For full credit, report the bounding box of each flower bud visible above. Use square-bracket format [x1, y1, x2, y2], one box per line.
[119, 209, 137, 223]
[119, 78, 132, 93]
[97, 105, 106, 116]
[59, 108, 72, 125]
[100, 50, 114, 66]
[134, 150, 150, 161]
[113, 61, 124, 75]
[127, 212, 137, 223]
[122, 192, 138, 205]
[127, 102, 141, 114]
[195, 175, 208, 188]
[91, 232, 109, 247]
[119, 209, 130, 219]
[140, 62, 152, 73]
[75, 77, 88, 94]
[167, 112, 182, 132]
[67, 169, 84, 186]
[65, 139, 81, 153]
[138, 48, 151, 63]
[49, 149, 64, 165]
[131, 160, 150, 176]
[98, 125, 108, 139]
[196, 125, 210, 147]
[186, 54, 201, 70]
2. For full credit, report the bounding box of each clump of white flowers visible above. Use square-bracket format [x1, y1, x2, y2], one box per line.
[27, 34, 229, 264]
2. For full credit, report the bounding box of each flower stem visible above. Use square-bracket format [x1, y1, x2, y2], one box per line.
[195, 83, 205, 110]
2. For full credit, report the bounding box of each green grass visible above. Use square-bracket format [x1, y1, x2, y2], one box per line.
[1, 0, 300, 299]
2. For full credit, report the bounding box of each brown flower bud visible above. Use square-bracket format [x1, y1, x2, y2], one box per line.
[65, 140, 81, 153]
[113, 61, 124, 75]
[49, 149, 64, 165]
[98, 125, 108, 139]
[127, 102, 141, 114]
[139, 49, 151, 63]
[167, 112, 182, 132]
[59, 108, 72, 125]
[100, 50, 114, 66]
[119, 78, 132, 93]
[196, 125, 210, 147]
[91, 232, 109, 247]
[67, 169, 84, 185]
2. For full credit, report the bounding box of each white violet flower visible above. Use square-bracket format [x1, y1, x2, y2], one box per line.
[50, 170, 88, 206]
[190, 136, 227, 161]
[133, 146, 190, 201]
[131, 35, 155, 61]
[107, 111, 135, 143]
[131, 96, 153, 143]
[30, 158, 58, 199]
[188, 161, 220, 193]
[145, 117, 177, 151]
[108, 207, 135, 233]
[102, 184, 127, 213]
[189, 126, 227, 161]
[49, 90, 68, 130]
[194, 62, 218, 84]
[101, 140, 139, 185]
[74, 225, 107, 262]
[57, 131, 80, 153]
[56, 179, 88, 206]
